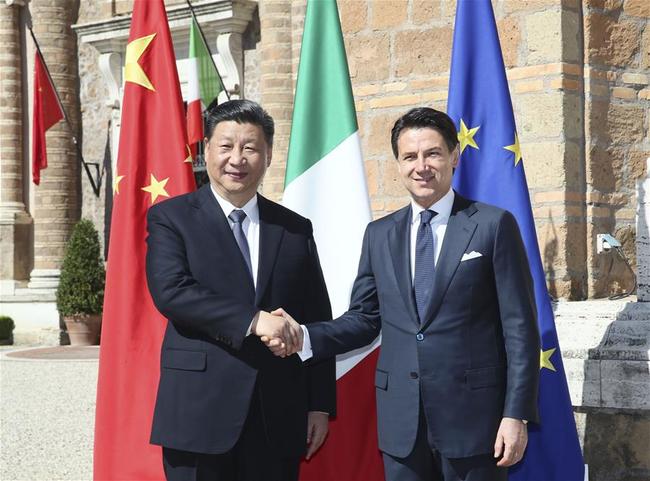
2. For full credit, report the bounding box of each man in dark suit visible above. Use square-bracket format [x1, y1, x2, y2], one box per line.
[267, 107, 540, 481]
[145, 99, 335, 481]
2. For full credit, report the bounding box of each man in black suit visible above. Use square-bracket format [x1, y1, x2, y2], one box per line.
[267, 108, 540, 481]
[145, 99, 335, 481]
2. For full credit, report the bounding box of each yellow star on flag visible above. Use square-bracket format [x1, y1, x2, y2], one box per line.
[125, 33, 156, 91]
[540, 347, 557, 372]
[184, 145, 193, 163]
[504, 132, 523, 166]
[113, 174, 125, 195]
[141, 173, 170, 204]
[457, 119, 480, 154]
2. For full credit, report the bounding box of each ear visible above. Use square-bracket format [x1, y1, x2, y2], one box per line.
[451, 145, 460, 168]
[266, 146, 273, 168]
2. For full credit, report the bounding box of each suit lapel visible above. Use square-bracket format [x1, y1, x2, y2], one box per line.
[193, 185, 255, 299]
[421, 194, 477, 331]
[255, 195, 284, 305]
[388, 205, 419, 327]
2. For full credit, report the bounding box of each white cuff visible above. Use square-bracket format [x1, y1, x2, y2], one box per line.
[246, 318, 255, 337]
[297, 325, 314, 361]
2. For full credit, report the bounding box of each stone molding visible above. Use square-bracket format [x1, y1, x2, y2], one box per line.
[73, 0, 256, 100]
[4, 0, 28, 6]
[557, 299, 650, 411]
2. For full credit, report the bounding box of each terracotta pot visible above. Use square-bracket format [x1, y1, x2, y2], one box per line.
[63, 314, 101, 346]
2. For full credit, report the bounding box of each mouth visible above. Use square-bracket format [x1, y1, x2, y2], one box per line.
[414, 177, 434, 184]
[225, 172, 248, 181]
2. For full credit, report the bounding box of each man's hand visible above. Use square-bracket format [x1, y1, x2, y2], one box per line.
[305, 412, 329, 460]
[494, 417, 528, 467]
[260, 308, 303, 357]
[252, 310, 301, 353]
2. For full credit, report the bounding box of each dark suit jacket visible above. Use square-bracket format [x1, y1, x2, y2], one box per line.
[308, 193, 540, 459]
[145, 184, 336, 456]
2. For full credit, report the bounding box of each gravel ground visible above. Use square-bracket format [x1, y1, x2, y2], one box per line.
[0, 347, 98, 481]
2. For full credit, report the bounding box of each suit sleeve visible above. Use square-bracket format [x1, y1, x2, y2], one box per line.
[308, 225, 382, 361]
[492, 211, 541, 423]
[145, 205, 257, 350]
[302, 232, 337, 415]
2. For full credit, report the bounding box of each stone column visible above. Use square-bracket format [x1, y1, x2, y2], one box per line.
[28, 0, 81, 290]
[258, 0, 293, 202]
[0, 0, 32, 293]
[636, 158, 650, 300]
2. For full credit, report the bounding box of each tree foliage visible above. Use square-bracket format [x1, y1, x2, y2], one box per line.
[56, 219, 105, 317]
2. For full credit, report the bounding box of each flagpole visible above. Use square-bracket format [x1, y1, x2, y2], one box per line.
[28, 27, 103, 197]
[185, 0, 231, 101]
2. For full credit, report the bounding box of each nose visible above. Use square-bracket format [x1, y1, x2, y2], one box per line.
[229, 147, 246, 166]
[415, 153, 428, 173]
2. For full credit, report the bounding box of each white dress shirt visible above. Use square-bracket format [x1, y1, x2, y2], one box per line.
[211, 186, 261, 337]
[298, 188, 456, 362]
[409, 188, 455, 278]
[211, 185, 260, 288]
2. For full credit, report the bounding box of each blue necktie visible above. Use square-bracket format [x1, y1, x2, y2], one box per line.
[228, 209, 253, 282]
[414, 209, 437, 324]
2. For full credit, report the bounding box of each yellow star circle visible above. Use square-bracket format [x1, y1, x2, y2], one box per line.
[504, 132, 523, 166]
[457, 119, 480, 154]
[540, 348, 557, 372]
[142, 173, 170, 204]
[125, 33, 156, 91]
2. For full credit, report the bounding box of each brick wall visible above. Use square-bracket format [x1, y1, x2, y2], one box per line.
[70, 0, 649, 300]
[255, 0, 649, 300]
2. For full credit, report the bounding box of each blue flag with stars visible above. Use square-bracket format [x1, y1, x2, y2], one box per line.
[447, 1, 584, 480]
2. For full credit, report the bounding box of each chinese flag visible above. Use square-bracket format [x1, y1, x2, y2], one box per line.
[93, 1, 195, 480]
[32, 49, 64, 185]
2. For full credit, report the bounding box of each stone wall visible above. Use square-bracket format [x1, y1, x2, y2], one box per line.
[254, 0, 649, 302]
[72, 0, 648, 300]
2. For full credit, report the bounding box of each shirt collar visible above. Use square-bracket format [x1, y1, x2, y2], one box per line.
[410, 188, 455, 225]
[210, 185, 260, 223]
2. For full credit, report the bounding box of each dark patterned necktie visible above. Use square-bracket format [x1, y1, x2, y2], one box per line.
[228, 209, 253, 281]
[414, 209, 437, 324]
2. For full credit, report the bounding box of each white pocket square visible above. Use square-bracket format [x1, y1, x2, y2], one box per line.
[461, 251, 483, 262]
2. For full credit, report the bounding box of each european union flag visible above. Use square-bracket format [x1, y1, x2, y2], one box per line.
[447, 1, 585, 480]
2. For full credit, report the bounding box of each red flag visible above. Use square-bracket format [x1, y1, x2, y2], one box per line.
[93, 1, 195, 479]
[31, 49, 64, 185]
[299, 349, 385, 481]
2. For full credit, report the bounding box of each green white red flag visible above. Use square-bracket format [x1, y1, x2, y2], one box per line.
[283, 1, 382, 480]
[186, 17, 222, 156]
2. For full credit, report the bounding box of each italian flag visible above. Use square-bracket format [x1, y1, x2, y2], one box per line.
[186, 18, 222, 154]
[283, 1, 383, 480]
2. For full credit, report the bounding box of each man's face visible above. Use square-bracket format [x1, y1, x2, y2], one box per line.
[205, 121, 272, 207]
[396, 127, 459, 208]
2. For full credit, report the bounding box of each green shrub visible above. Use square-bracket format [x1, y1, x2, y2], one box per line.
[56, 219, 106, 317]
[0, 316, 14, 340]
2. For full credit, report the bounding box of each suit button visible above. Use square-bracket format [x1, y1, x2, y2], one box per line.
[410, 372, 419, 379]
[416, 333, 424, 341]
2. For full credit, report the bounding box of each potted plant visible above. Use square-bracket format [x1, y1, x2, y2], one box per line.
[56, 219, 105, 345]
[0, 316, 15, 345]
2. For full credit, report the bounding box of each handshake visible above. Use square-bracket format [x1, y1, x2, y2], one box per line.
[251, 308, 303, 357]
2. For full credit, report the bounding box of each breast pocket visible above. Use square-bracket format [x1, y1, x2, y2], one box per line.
[375, 369, 388, 391]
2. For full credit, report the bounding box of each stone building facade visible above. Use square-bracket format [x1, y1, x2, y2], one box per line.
[0, 0, 649, 479]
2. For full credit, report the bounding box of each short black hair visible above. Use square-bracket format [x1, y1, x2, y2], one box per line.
[204, 99, 275, 146]
[390, 107, 459, 158]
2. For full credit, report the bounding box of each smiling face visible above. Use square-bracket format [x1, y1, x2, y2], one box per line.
[396, 127, 459, 209]
[204, 120, 272, 207]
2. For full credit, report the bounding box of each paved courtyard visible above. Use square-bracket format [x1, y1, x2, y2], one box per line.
[0, 346, 98, 481]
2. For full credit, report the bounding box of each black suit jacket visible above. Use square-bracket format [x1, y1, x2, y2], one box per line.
[308, 193, 540, 459]
[146, 184, 335, 456]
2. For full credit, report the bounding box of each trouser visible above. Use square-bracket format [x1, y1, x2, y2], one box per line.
[382, 401, 507, 481]
[162, 386, 300, 481]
